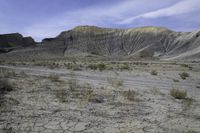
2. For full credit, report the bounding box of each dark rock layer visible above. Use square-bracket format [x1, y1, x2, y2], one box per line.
[0, 33, 35, 53]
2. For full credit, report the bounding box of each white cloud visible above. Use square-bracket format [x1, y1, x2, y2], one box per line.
[23, 0, 175, 41]
[2, 0, 199, 41]
[119, 0, 200, 24]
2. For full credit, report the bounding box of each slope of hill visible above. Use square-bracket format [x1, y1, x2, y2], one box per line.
[0, 26, 200, 60]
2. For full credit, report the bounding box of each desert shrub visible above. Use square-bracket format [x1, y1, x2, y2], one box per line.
[180, 64, 189, 68]
[56, 89, 69, 103]
[2, 125, 14, 133]
[187, 129, 198, 133]
[188, 66, 193, 70]
[0, 68, 16, 78]
[150, 70, 158, 75]
[9, 70, 17, 77]
[84, 83, 94, 100]
[0, 79, 13, 94]
[173, 79, 180, 82]
[180, 64, 193, 70]
[49, 62, 59, 69]
[108, 78, 123, 88]
[64, 63, 82, 71]
[123, 89, 136, 101]
[116, 80, 123, 87]
[19, 71, 28, 77]
[72, 65, 82, 71]
[0, 68, 9, 77]
[64, 63, 73, 69]
[182, 98, 194, 111]
[87, 64, 98, 70]
[70, 82, 95, 102]
[120, 63, 130, 70]
[97, 63, 106, 71]
[151, 87, 161, 95]
[0, 60, 5, 64]
[68, 79, 78, 91]
[107, 66, 114, 70]
[179, 72, 190, 80]
[73, 83, 99, 104]
[87, 63, 106, 71]
[91, 51, 99, 55]
[170, 89, 187, 99]
[48, 74, 60, 82]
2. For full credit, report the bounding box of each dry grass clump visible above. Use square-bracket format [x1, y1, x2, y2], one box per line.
[179, 72, 190, 80]
[64, 63, 82, 71]
[123, 89, 136, 101]
[78, 84, 105, 104]
[108, 78, 123, 88]
[0, 68, 16, 78]
[87, 63, 106, 71]
[48, 62, 59, 69]
[19, 71, 28, 77]
[88, 94, 104, 103]
[87, 64, 98, 70]
[72, 82, 95, 102]
[182, 98, 194, 110]
[173, 79, 180, 82]
[55, 80, 95, 103]
[84, 83, 94, 101]
[68, 80, 93, 99]
[120, 63, 130, 70]
[0, 79, 14, 108]
[97, 63, 106, 71]
[56, 89, 69, 103]
[170, 89, 187, 99]
[180, 64, 193, 70]
[64, 63, 74, 69]
[55, 79, 78, 103]
[0, 79, 13, 94]
[150, 70, 158, 75]
[151, 87, 162, 95]
[68, 79, 78, 91]
[48, 74, 60, 82]
[0, 60, 5, 64]
[72, 66, 82, 71]
[180, 64, 189, 68]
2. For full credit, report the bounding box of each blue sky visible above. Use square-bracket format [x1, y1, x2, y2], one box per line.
[0, 0, 200, 41]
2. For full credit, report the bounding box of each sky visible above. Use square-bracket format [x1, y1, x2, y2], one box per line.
[0, 0, 200, 41]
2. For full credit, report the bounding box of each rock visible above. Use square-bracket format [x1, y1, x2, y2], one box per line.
[0, 33, 35, 53]
[73, 122, 87, 132]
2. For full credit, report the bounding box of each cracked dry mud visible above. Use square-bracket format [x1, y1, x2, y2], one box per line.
[0, 63, 200, 133]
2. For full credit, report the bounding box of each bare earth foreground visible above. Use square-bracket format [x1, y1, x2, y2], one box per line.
[0, 61, 200, 133]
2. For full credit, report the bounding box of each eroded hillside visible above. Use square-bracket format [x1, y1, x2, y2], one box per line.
[0, 26, 200, 60]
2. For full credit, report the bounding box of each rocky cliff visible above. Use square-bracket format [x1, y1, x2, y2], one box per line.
[1, 26, 200, 60]
[0, 33, 35, 53]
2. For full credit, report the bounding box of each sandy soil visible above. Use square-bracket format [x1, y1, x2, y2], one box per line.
[0, 62, 200, 133]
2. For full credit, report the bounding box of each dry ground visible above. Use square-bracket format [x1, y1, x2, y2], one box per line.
[0, 60, 200, 133]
